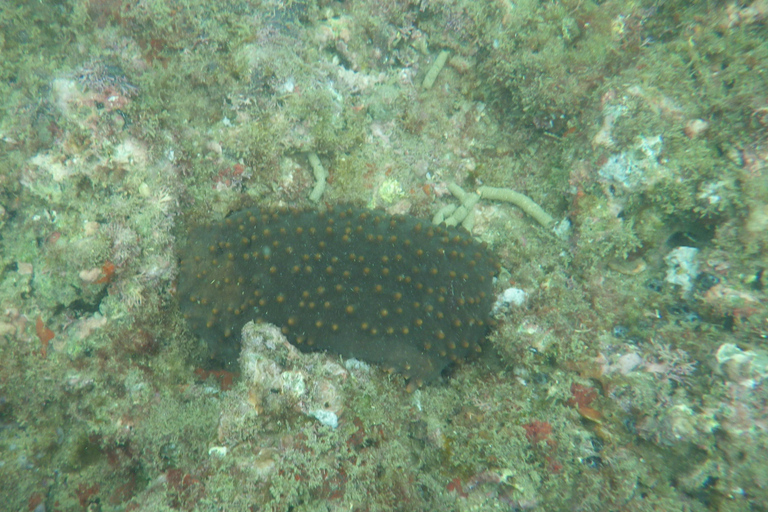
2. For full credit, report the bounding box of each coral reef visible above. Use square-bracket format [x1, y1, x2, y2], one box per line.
[1, 0, 767, 510]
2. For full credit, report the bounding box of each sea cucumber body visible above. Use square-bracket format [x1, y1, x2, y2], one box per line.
[178, 206, 498, 385]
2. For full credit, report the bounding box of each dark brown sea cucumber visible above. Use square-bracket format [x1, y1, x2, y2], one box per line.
[177, 205, 499, 388]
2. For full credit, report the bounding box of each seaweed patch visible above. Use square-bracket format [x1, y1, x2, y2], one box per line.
[177, 205, 499, 388]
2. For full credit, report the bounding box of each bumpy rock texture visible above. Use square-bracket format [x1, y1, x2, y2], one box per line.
[177, 206, 498, 386]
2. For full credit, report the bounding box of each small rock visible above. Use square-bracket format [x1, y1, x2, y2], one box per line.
[664, 246, 699, 292]
[310, 409, 339, 429]
[716, 343, 768, 387]
[493, 287, 528, 313]
[684, 119, 709, 139]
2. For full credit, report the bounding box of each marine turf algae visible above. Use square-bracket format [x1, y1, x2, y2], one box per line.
[177, 205, 499, 388]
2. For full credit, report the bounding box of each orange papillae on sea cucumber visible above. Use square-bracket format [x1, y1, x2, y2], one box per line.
[177, 205, 499, 388]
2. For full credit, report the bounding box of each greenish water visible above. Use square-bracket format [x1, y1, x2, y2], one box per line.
[1, 0, 766, 510]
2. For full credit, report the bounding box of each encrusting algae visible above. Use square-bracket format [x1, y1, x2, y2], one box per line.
[178, 205, 499, 389]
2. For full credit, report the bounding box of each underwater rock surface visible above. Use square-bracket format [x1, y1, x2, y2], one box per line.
[178, 205, 499, 386]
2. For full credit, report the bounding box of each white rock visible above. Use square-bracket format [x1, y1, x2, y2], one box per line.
[310, 409, 339, 429]
[716, 343, 768, 387]
[208, 446, 228, 457]
[664, 246, 699, 292]
[493, 287, 528, 313]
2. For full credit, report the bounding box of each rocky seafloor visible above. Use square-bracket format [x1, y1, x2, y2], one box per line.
[1, 0, 767, 511]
